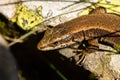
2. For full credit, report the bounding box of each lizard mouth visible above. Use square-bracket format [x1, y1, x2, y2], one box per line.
[37, 34, 74, 51]
[37, 42, 59, 51]
[37, 37, 75, 51]
[37, 41, 74, 51]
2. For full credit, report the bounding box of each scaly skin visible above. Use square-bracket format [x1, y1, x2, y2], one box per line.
[37, 8, 120, 51]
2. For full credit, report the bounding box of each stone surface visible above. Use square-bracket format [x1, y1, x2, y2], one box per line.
[59, 44, 120, 80]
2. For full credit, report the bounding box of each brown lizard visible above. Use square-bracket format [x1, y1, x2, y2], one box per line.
[37, 7, 120, 52]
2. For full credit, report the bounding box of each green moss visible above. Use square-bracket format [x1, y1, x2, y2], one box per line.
[12, 4, 43, 31]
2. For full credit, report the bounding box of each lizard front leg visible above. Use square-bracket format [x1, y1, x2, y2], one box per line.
[70, 38, 99, 65]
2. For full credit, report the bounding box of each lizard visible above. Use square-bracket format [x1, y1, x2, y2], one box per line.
[37, 7, 120, 53]
[37, 7, 120, 64]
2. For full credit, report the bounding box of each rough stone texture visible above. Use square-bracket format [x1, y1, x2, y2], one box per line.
[59, 48, 77, 58]
[109, 55, 120, 78]
[83, 52, 120, 80]
[0, 0, 90, 24]
[82, 44, 120, 80]
[83, 52, 114, 80]
[0, 0, 18, 19]
[59, 44, 120, 80]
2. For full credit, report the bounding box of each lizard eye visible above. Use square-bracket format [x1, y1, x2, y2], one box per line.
[49, 35, 72, 47]
[48, 42, 59, 47]
[53, 42, 59, 45]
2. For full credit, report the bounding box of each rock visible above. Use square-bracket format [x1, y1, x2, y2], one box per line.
[59, 44, 120, 80]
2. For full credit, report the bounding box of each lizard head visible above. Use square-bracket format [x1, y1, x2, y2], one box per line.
[37, 28, 75, 51]
[37, 7, 120, 51]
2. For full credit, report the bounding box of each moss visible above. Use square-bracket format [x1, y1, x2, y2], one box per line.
[11, 4, 43, 31]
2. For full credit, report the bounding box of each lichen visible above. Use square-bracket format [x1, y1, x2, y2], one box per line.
[11, 4, 43, 31]
[78, 0, 120, 16]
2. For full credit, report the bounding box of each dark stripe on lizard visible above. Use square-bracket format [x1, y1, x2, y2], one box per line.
[73, 29, 120, 51]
